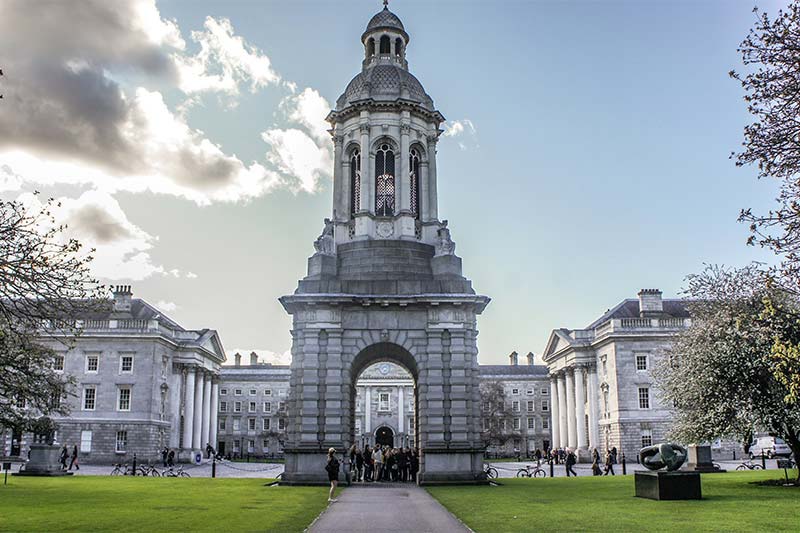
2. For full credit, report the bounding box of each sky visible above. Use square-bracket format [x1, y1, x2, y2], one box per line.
[0, 0, 788, 366]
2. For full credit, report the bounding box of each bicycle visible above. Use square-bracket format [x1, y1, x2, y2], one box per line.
[138, 464, 161, 477]
[110, 463, 134, 476]
[163, 465, 191, 478]
[516, 463, 547, 478]
[484, 464, 499, 479]
[736, 460, 763, 471]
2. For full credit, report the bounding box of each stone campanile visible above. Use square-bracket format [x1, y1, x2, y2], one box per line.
[280, 2, 490, 485]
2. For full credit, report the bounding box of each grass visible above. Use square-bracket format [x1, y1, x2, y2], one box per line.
[427, 470, 800, 533]
[0, 476, 329, 532]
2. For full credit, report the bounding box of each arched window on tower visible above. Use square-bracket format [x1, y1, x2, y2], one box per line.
[409, 148, 421, 219]
[367, 38, 376, 57]
[395, 38, 403, 58]
[379, 35, 391, 55]
[375, 143, 395, 217]
[350, 148, 361, 218]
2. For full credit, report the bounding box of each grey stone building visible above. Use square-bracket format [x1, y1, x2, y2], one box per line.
[279, 4, 490, 485]
[1, 286, 225, 463]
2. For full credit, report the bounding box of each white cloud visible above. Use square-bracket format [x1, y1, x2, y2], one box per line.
[227, 348, 292, 366]
[186, 272, 199, 279]
[155, 300, 179, 312]
[0, 165, 23, 193]
[443, 119, 479, 151]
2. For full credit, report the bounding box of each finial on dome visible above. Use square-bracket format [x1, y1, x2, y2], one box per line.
[383, 0, 389, 7]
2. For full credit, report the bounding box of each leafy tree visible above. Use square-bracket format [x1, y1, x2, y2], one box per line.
[0, 194, 103, 431]
[479, 380, 520, 455]
[654, 265, 800, 481]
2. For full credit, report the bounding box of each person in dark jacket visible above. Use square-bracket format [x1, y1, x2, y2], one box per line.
[325, 448, 340, 503]
[397, 448, 408, 482]
[565, 448, 578, 477]
[591, 448, 602, 476]
[355, 446, 364, 481]
[362, 445, 373, 482]
[161, 447, 169, 467]
[604, 450, 616, 475]
[410, 448, 419, 482]
[68, 444, 79, 471]
[59, 444, 69, 470]
[167, 448, 176, 467]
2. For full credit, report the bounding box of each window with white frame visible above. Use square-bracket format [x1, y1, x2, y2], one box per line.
[541, 388, 549, 395]
[80, 430, 92, 452]
[220, 388, 228, 395]
[120, 354, 133, 374]
[378, 393, 390, 411]
[85, 354, 99, 373]
[263, 418, 270, 431]
[83, 386, 96, 410]
[248, 418, 256, 431]
[248, 440, 255, 453]
[117, 387, 131, 411]
[543, 418, 550, 429]
[234, 389, 242, 396]
[527, 417, 535, 430]
[264, 389, 272, 396]
[512, 388, 520, 395]
[249, 389, 257, 396]
[262, 439, 269, 450]
[279, 401, 286, 412]
[233, 439, 240, 452]
[233, 418, 240, 431]
[541, 400, 549, 412]
[641, 429, 653, 448]
[527, 400, 534, 412]
[115, 431, 127, 453]
[263, 402, 271, 413]
[279, 389, 286, 397]
[512, 401, 520, 412]
[638, 387, 650, 409]
[513, 418, 521, 430]
[248, 401, 256, 413]
[220, 401, 228, 413]
[219, 419, 226, 431]
[527, 389, 534, 395]
[54, 354, 65, 371]
[635, 354, 648, 371]
[278, 418, 286, 430]
[234, 401, 242, 413]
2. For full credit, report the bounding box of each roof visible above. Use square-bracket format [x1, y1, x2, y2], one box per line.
[363, 7, 407, 39]
[585, 299, 690, 329]
[479, 365, 550, 377]
[335, 64, 434, 111]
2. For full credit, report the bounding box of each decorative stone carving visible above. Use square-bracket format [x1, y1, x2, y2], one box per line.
[376, 221, 394, 238]
[640, 442, 688, 472]
[435, 222, 455, 256]
[313, 218, 335, 255]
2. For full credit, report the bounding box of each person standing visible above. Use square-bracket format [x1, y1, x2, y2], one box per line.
[362, 445, 373, 482]
[68, 444, 79, 471]
[167, 448, 175, 467]
[565, 448, 578, 477]
[59, 444, 69, 470]
[325, 448, 340, 503]
[372, 445, 383, 482]
[604, 450, 615, 475]
[161, 447, 169, 467]
[355, 446, 364, 482]
[591, 448, 602, 476]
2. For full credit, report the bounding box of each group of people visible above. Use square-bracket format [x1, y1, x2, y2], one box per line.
[160, 447, 177, 467]
[525, 446, 618, 477]
[349, 444, 419, 483]
[58, 444, 79, 471]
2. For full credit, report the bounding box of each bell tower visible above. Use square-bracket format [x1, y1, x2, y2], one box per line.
[281, 2, 490, 485]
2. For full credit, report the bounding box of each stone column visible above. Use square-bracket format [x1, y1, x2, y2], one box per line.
[365, 386, 371, 434]
[398, 385, 405, 435]
[420, 161, 429, 221]
[426, 134, 438, 220]
[565, 368, 577, 449]
[210, 379, 219, 449]
[192, 369, 205, 450]
[342, 160, 352, 218]
[587, 363, 600, 450]
[399, 123, 411, 213]
[332, 134, 345, 218]
[575, 366, 587, 452]
[182, 367, 196, 450]
[359, 123, 371, 213]
[201, 373, 212, 449]
[555, 373, 567, 448]
[549, 375, 561, 449]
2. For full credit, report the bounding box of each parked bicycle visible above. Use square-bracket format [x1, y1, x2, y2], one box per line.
[516, 463, 547, 478]
[484, 464, 499, 479]
[138, 464, 161, 477]
[162, 465, 191, 478]
[736, 460, 763, 471]
[110, 463, 134, 476]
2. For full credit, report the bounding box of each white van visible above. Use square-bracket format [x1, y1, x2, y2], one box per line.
[748, 435, 792, 458]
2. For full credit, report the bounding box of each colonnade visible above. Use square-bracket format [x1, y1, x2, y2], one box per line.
[549, 364, 600, 454]
[181, 365, 219, 452]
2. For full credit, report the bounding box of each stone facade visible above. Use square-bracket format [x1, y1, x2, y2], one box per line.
[1, 286, 225, 464]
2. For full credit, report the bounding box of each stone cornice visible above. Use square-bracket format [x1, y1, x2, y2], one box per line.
[280, 293, 490, 315]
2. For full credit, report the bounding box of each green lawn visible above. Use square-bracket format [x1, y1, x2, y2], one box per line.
[427, 470, 800, 533]
[0, 476, 329, 532]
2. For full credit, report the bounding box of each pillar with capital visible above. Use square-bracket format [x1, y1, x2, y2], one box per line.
[210, 379, 219, 450]
[182, 366, 196, 450]
[587, 363, 600, 450]
[549, 375, 561, 449]
[192, 369, 205, 450]
[555, 372, 568, 449]
[575, 365, 588, 453]
[201, 372, 212, 449]
[565, 367, 577, 449]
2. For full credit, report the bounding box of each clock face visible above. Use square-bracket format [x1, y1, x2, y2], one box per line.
[379, 364, 390, 375]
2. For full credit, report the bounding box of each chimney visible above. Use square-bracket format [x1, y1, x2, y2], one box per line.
[526, 352, 535, 366]
[250, 352, 258, 366]
[234, 352, 242, 367]
[112, 285, 132, 312]
[638, 289, 663, 317]
[509, 351, 519, 366]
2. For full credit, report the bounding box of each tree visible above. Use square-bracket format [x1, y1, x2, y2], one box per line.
[654, 265, 800, 481]
[479, 380, 520, 455]
[0, 194, 103, 430]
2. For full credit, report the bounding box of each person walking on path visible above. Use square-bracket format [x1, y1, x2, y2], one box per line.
[362, 445, 373, 481]
[59, 444, 68, 470]
[604, 450, 615, 475]
[325, 448, 340, 503]
[591, 448, 602, 476]
[68, 444, 79, 471]
[565, 448, 578, 477]
[372, 446, 384, 482]
[167, 448, 175, 467]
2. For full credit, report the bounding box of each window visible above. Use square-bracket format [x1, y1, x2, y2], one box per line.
[541, 400, 549, 412]
[248, 440, 255, 453]
[219, 419, 226, 431]
[233, 439, 240, 452]
[80, 430, 92, 452]
[512, 401, 520, 412]
[220, 401, 228, 413]
[527, 401, 534, 413]
[395, 37, 403, 57]
[641, 429, 653, 448]
[279, 389, 286, 397]
[379, 34, 390, 54]
[513, 418, 521, 430]
[379, 393, 390, 411]
[249, 389, 257, 396]
[603, 389, 610, 416]
[638, 387, 650, 409]
[248, 418, 256, 431]
[54, 354, 65, 371]
[409, 148, 420, 218]
[636, 354, 648, 371]
[367, 37, 375, 57]
[279, 401, 286, 412]
[263, 418, 270, 431]
[115, 431, 127, 453]
[278, 419, 286, 430]
[234, 401, 242, 413]
[264, 389, 272, 396]
[543, 418, 550, 430]
[541, 388, 549, 395]
[526, 389, 534, 395]
[248, 401, 256, 413]
[512, 388, 520, 395]
[263, 402, 271, 413]
[374, 144, 395, 216]
[83, 387, 96, 410]
[120, 354, 133, 373]
[117, 387, 131, 411]
[233, 418, 241, 431]
[527, 418, 535, 430]
[350, 148, 361, 217]
[263, 439, 270, 450]
[234, 389, 242, 396]
[85, 354, 99, 373]
[220, 388, 228, 396]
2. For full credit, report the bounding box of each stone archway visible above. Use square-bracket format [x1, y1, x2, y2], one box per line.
[375, 426, 394, 447]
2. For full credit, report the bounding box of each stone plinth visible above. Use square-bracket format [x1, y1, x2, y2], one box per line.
[686, 444, 725, 473]
[634, 471, 701, 500]
[13, 444, 73, 477]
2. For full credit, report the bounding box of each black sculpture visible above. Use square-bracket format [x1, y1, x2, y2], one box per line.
[639, 442, 687, 472]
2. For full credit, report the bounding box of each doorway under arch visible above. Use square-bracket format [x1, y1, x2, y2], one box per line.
[375, 426, 394, 447]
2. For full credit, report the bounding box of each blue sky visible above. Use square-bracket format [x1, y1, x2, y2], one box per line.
[0, 0, 786, 364]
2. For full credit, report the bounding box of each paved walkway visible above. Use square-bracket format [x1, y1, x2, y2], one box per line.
[309, 485, 470, 533]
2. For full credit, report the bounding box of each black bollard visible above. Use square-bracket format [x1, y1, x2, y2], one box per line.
[621, 453, 627, 475]
[212, 456, 216, 478]
[132, 453, 137, 477]
[549, 459, 554, 478]
[733, 450, 736, 461]
[761, 452, 766, 470]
